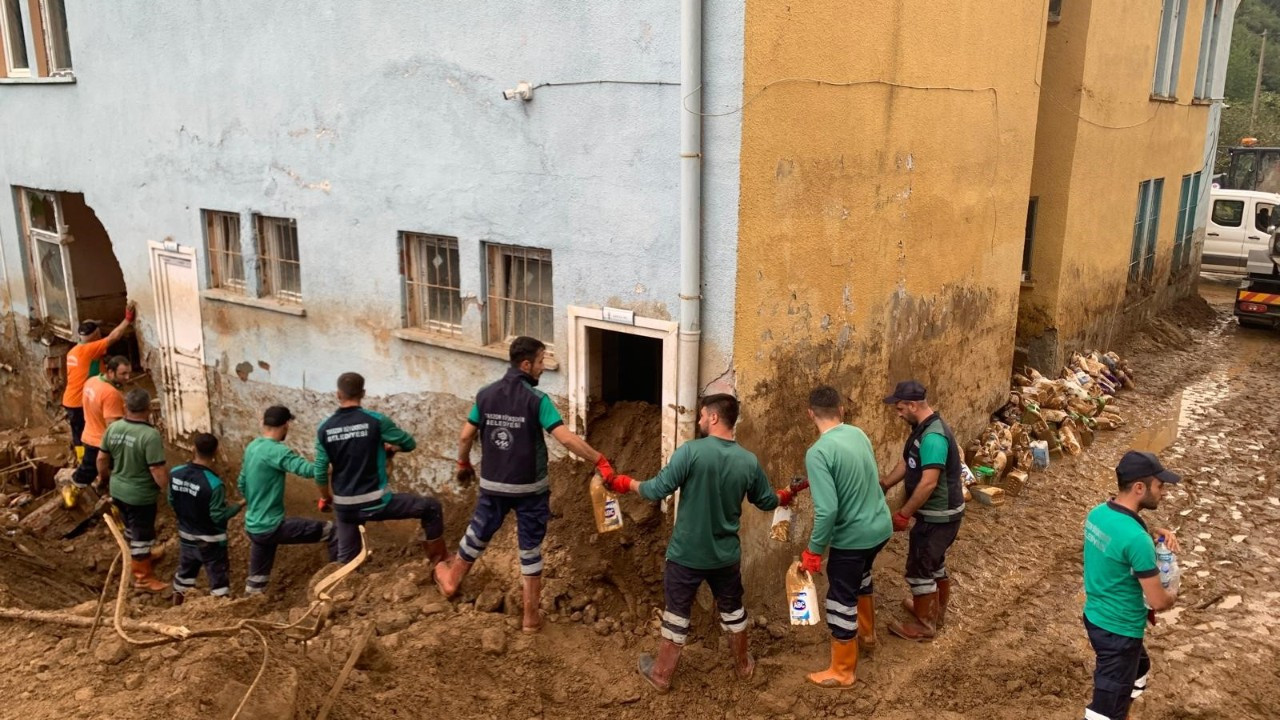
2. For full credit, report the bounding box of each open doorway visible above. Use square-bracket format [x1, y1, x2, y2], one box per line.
[13, 187, 140, 395]
[567, 307, 678, 481]
[16, 188, 129, 338]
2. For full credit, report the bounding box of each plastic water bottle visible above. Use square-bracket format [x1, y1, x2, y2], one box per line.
[1156, 536, 1180, 594]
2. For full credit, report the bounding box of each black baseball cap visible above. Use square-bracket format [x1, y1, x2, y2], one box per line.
[883, 380, 927, 404]
[263, 406, 295, 427]
[77, 321, 99, 336]
[1116, 451, 1181, 486]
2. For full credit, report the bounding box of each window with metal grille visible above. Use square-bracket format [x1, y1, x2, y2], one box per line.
[1129, 178, 1164, 285]
[486, 245, 554, 346]
[203, 210, 245, 293]
[1193, 0, 1223, 100]
[401, 233, 462, 336]
[1172, 171, 1202, 272]
[256, 215, 301, 303]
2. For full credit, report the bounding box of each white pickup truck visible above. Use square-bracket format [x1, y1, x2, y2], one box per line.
[1205, 188, 1280, 274]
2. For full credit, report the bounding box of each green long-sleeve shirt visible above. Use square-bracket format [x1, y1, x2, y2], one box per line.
[240, 436, 315, 535]
[805, 424, 893, 554]
[637, 436, 778, 570]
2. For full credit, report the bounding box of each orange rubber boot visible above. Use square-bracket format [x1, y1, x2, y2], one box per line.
[806, 637, 859, 688]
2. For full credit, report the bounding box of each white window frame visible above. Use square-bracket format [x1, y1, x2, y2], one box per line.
[255, 215, 302, 304]
[39, 0, 71, 75]
[0, 0, 31, 78]
[1152, 0, 1189, 98]
[1193, 0, 1223, 100]
[19, 188, 78, 333]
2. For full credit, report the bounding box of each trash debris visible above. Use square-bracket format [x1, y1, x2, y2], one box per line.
[963, 349, 1138, 510]
[769, 506, 792, 543]
[971, 486, 1006, 507]
[589, 474, 623, 534]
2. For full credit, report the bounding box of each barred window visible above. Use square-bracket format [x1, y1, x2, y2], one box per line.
[256, 215, 301, 303]
[486, 245, 553, 345]
[402, 233, 462, 336]
[1129, 178, 1164, 285]
[203, 210, 245, 293]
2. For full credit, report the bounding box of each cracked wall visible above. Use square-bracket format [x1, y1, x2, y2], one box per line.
[733, 0, 1046, 596]
[0, 3, 745, 474]
[1019, 0, 1215, 369]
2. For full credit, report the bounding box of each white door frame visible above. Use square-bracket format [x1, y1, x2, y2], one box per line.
[566, 306, 679, 466]
[148, 241, 212, 439]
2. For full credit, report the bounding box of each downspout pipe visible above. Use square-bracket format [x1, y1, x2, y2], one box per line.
[677, 0, 702, 448]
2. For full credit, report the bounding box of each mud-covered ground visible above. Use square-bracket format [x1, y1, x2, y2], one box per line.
[0, 280, 1274, 719]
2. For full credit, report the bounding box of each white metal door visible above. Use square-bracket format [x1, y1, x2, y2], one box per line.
[1246, 199, 1275, 262]
[1205, 195, 1247, 272]
[149, 242, 211, 439]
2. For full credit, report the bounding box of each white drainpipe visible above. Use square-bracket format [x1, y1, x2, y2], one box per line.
[677, 0, 702, 447]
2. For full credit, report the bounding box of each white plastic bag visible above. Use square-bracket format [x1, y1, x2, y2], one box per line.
[769, 506, 792, 543]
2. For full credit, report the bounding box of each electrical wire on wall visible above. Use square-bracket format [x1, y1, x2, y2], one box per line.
[680, 77, 1006, 253]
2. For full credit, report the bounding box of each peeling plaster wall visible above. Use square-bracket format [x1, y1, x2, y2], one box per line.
[0, 2, 745, 479]
[732, 1, 1046, 592]
[1020, 0, 1215, 369]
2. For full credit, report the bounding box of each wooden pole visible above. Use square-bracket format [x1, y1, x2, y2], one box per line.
[1251, 30, 1268, 134]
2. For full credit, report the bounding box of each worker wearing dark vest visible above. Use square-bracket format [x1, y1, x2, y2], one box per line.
[315, 372, 446, 565]
[435, 336, 616, 635]
[879, 380, 964, 641]
[168, 433, 243, 603]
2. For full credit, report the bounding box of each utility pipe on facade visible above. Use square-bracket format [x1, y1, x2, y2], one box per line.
[677, 0, 702, 449]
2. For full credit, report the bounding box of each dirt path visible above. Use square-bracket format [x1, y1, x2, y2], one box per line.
[0, 282, 1274, 719]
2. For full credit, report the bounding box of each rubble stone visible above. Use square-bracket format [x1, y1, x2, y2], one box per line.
[481, 628, 507, 655]
[93, 638, 129, 665]
[475, 586, 505, 613]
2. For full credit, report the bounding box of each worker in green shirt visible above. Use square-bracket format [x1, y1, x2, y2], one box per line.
[96, 388, 169, 592]
[605, 394, 800, 693]
[798, 386, 892, 688]
[240, 406, 338, 596]
[1082, 451, 1180, 720]
[879, 380, 965, 641]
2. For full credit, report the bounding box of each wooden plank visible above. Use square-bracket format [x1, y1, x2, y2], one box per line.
[315, 623, 375, 720]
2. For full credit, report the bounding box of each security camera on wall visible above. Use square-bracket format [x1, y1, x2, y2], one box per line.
[502, 82, 533, 102]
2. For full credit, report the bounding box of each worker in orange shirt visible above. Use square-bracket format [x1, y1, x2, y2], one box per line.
[63, 355, 132, 507]
[63, 304, 135, 457]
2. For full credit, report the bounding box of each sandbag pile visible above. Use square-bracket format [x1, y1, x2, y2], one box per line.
[963, 351, 1137, 498]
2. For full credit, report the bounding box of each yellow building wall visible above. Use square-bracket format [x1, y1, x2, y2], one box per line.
[731, 0, 1047, 521]
[1022, 0, 1210, 362]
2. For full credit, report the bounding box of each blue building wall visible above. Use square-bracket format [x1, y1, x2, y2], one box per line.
[0, 2, 744, 477]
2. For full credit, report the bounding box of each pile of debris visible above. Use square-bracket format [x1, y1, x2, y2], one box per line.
[963, 351, 1137, 505]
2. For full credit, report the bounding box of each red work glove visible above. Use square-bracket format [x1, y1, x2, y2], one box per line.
[776, 488, 795, 506]
[605, 474, 634, 494]
[800, 549, 823, 575]
[123, 303, 136, 323]
[789, 477, 810, 494]
[317, 497, 332, 513]
[892, 512, 911, 532]
[595, 455, 616, 481]
[456, 460, 475, 485]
